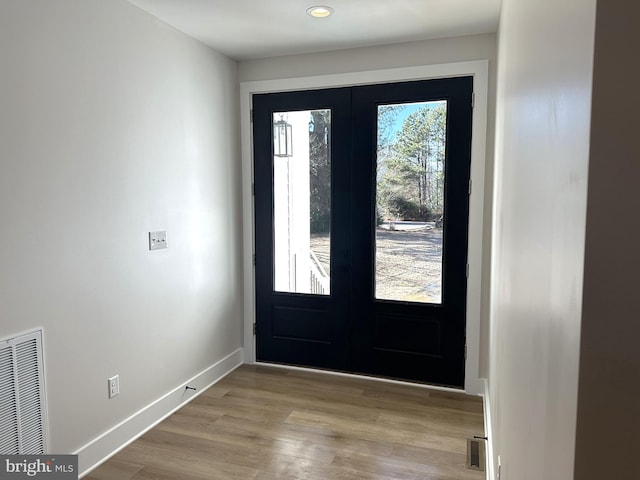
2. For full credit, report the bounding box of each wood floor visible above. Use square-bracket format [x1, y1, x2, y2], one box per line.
[85, 365, 485, 480]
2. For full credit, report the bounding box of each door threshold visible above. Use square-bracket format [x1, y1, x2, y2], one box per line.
[254, 361, 469, 395]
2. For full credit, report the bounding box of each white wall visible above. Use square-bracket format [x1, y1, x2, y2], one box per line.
[575, 1, 640, 478]
[0, 0, 241, 472]
[490, 0, 596, 478]
[240, 33, 497, 381]
[238, 33, 496, 83]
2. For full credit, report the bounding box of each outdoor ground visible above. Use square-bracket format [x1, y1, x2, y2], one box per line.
[310, 222, 443, 303]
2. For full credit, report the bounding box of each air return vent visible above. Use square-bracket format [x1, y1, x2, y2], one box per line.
[0, 330, 48, 454]
[467, 437, 486, 471]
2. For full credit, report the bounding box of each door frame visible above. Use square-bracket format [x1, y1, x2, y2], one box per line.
[240, 60, 489, 394]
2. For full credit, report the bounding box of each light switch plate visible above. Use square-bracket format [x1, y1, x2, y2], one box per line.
[149, 231, 168, 250]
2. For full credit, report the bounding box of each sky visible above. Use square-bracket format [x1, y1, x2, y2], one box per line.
[387, 100, 446, 138]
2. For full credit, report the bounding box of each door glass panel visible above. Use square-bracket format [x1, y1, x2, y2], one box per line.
[273, 110, 331, 295]
[375, 101, 447, 303]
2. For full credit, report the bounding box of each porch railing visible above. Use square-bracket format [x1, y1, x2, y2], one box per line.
[309, 250, 330, 295]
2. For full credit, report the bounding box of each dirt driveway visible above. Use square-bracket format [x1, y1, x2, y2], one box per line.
[310, 225, 442, 303]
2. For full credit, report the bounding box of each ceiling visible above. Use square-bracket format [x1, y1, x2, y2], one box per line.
[127, 0, 502, 61]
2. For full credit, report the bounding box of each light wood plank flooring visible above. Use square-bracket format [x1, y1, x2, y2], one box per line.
[85, 365, 485, 480]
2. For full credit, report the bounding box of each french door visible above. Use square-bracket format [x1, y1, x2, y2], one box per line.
[253, 77, 473, 387]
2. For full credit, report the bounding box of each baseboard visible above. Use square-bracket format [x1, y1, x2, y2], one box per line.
[482, 378, 495, 480]
[77, 348, 243, 478]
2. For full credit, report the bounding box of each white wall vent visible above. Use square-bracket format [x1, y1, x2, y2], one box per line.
[0, 330, 48, 454]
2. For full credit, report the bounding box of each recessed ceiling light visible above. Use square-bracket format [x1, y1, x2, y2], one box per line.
[306, 6, 334, 18]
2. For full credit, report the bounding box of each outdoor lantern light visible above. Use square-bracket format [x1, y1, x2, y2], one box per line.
[273, 116, 293, 157]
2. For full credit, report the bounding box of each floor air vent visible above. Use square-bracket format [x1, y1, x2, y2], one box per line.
[467, 437, 486, 471]
[0, 330, 48, 454]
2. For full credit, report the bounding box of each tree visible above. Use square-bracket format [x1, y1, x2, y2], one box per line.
[377, 103, 447, 221]
[376, 105, 404, 222]
[309, 110, 331, 233]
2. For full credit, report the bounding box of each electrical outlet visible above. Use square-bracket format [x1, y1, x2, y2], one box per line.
[108, 375, 119, 399]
